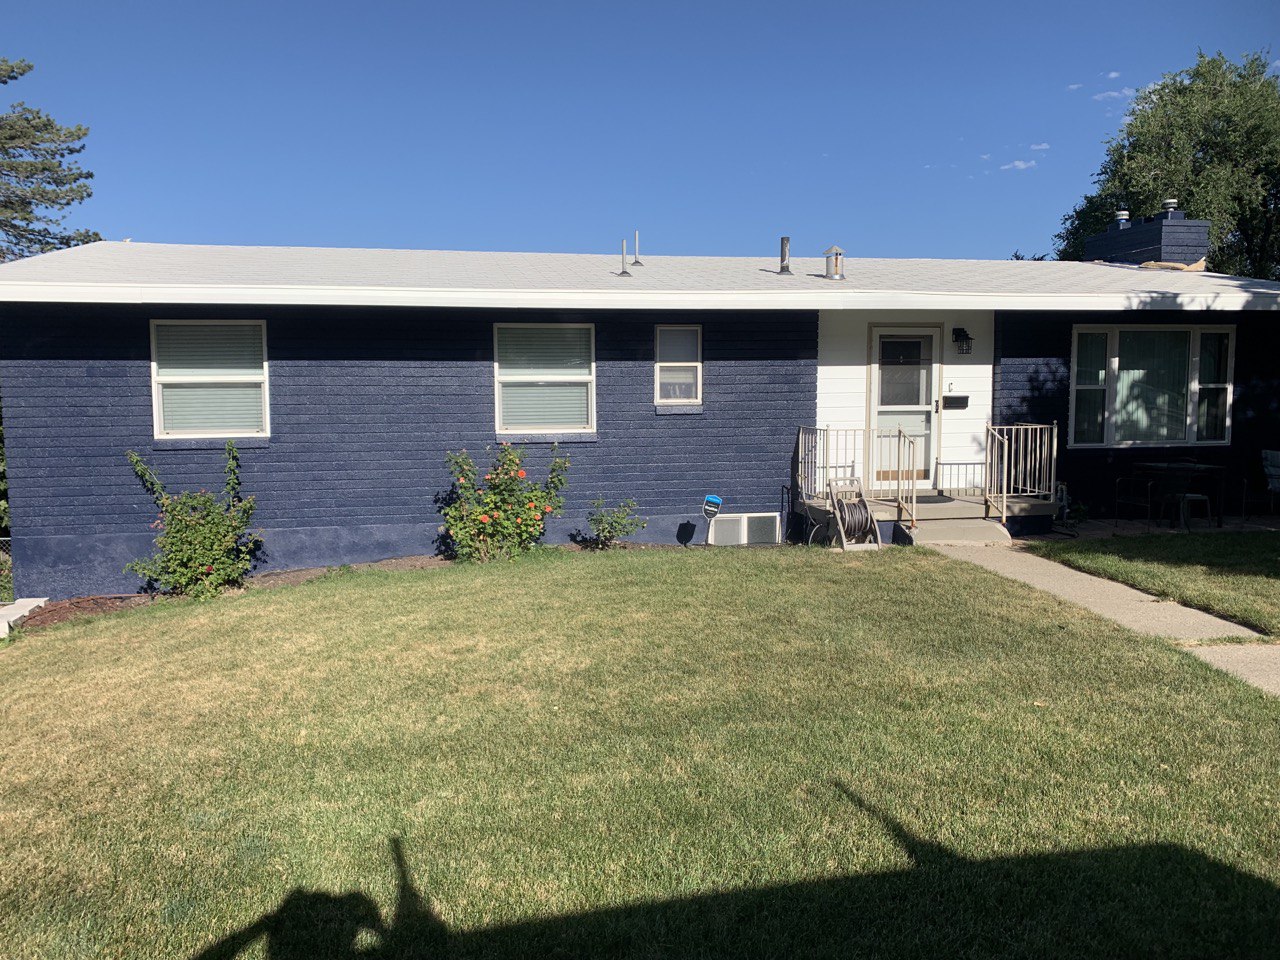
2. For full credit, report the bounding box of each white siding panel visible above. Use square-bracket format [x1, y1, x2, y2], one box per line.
[817, 309, 995, 465]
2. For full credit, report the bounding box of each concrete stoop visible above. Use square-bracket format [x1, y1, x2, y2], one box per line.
[908, 518, 1013, 547]
[0, 598, 49, 636]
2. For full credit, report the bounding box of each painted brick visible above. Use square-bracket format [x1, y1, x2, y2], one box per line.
[0, 304, 816, 597]
[994, 310, 1280, 514]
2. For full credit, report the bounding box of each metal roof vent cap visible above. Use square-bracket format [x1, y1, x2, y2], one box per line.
[1162, 198, 1178, 212]
[823, 245, 845, 280]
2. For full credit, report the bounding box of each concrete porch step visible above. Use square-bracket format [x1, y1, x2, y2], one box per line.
[909, 518, 1012, 547]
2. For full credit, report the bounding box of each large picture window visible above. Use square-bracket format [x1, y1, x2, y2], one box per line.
[151, 321, 269, 438]
[654, 325, 702, 404]
[1069, 325, 1233, 447]
[494, 324, 595, 433]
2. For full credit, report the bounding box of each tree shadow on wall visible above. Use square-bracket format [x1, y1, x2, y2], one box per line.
[192, 784, 1280, 959]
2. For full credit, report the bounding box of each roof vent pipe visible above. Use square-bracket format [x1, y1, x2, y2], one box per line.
[631, 229, 643, 267]
[1114, 209, 1129, 223]
[619, 239, 631, 278]
[823, 245, 845, 281]
[779, 236, 792, 275]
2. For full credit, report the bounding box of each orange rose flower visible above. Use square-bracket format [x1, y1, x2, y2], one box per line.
[543, 505, 552, 512]
[517, 470, 526, 478]
[527, 502, 536, 509]
[479, 514, 491, 523]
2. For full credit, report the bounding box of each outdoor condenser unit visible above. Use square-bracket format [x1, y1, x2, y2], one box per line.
[707, 512, 781, 546]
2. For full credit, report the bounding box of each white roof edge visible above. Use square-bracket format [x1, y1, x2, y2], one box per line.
[0, 281, 1275, 312]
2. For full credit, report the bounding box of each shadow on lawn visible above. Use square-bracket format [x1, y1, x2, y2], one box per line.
[192, 784, 1280, 959]
[1045, 531, 1280, 580]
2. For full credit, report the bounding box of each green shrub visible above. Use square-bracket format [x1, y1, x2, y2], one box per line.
[581, 498, 648, 550]
[440, 444, 569, 562]
[125, 441, 263, 599]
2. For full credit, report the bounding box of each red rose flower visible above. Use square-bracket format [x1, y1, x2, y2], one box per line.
[479, 514, 491, 523]
[543, 505, 552, 512]
[205, 565, 214, 573]
[517, 470, 526, 478]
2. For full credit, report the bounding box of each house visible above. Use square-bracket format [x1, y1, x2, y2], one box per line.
[1, 212, 1277, 599]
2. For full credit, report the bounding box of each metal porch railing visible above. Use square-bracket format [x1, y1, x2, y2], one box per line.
[796, 426, 918, 527]
[984, 422, 1058, 524]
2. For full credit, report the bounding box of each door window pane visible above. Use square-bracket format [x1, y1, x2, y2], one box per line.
[879, 337, 931, 406]
[1114, 330, 1190, 443]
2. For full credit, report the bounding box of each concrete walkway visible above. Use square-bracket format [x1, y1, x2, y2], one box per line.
[933, 544, 1259, 641]
[1190, 645, 1280, 698]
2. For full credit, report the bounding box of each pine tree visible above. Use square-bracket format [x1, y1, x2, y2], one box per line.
[0, 58, 99, 262]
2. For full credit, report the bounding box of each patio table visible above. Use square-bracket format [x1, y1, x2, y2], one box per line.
[1133, 461, 1227, 528]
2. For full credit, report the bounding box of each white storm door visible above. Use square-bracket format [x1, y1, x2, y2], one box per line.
[871, 329, 941, 487]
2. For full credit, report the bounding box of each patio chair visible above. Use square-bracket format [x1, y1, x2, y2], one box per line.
[1114, 474, 1157, 529]
[1265, 451, 1280, 513]
[1154, 464, 1212, 530]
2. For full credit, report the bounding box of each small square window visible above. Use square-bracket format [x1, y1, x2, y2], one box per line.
[655, 325, 702, 404]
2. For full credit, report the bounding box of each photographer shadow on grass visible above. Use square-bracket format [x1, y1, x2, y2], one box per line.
[192, 784, 1280, 959]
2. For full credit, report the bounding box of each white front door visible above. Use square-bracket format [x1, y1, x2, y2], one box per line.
[871, 328, 941, 487]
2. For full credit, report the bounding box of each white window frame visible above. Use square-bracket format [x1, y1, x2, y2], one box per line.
[493, 323, 596, 434]
[150, 319, 270, 440]
[654, 324, 703, 405]
[1067, 323, 1234, 449]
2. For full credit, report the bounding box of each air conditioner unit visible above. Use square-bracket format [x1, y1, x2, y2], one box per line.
[707, 512, 781, 546]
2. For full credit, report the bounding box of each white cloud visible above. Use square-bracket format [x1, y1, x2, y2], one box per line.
[1106, 70, 1121, 79]
[1030, 142, 1050, 150]
[1093, 86, 1135, 101]
[980, 153, 991, 160]
[1000, 159, 1037, 171]
[1066, 83, 1083, 91]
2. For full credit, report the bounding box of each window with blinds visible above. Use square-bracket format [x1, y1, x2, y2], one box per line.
[151, 321, 269, 437]
[1068, 324, 1233, 447]
[494, 324, 595, 432]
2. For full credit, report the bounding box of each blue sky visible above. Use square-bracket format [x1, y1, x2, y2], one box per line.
[7, 1, 1278, 260]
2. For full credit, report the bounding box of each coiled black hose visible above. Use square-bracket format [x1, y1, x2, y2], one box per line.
[836, 496, 875, 541]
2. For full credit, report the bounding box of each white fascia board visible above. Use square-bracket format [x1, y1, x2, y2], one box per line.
[0, 282, 1276, 312]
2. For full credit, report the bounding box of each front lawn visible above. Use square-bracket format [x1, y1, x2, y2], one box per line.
[1028, 531, 1280, 637]
[1, 548, 1277, 958]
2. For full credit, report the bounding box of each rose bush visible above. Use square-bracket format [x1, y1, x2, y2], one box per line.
[440, 444, 569, 562]
[125, 441, 264, 600]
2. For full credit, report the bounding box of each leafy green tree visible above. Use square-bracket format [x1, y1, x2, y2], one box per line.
[1055, 51, 1280, 280]
[0, 58, 99, 262]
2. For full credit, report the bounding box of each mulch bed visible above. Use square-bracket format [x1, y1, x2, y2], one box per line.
[17, 594, 157, 632]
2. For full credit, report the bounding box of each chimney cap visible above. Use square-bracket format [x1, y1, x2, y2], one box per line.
[1162, 198, 1178, 211]
[823, 245, 845, 255]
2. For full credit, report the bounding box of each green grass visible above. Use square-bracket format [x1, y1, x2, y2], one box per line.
[1, 548, 1277, 958]
[0, 550, 13, 605]
[1028, 532, 1280, 637]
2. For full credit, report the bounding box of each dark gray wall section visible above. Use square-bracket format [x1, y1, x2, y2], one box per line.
[1082, 214, 1210, 266]
[1, 305, 817, 598]
[993, 310, 1280, 513]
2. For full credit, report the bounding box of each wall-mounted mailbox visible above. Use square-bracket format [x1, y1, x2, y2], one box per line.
[942, 395, 969, 410]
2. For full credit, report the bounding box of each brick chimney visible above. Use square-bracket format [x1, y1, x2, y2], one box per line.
[1083, 200, 1209, 266]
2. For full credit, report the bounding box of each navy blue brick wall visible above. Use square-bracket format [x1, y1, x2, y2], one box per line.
[0, 304, 816, 598]
[994, 310, 1280, 514]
